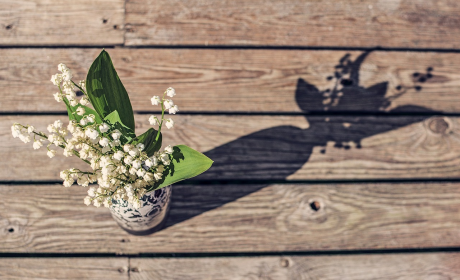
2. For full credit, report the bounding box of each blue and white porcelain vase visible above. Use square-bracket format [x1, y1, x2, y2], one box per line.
[109, 185, 172, 235]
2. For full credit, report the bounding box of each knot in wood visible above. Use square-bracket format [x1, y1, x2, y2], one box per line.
[428, 117, 450, 134]
[310, 201, 321, 211]
[280, 258, 289, 267]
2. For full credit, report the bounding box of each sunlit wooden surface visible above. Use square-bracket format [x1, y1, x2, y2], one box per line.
[1, 0, 460, 279]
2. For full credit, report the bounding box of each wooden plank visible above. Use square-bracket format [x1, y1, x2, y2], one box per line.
[0, 258, 128, 280]
[1, 182, 460, 253]
[2, 49, 460, 113]
[125, 0, 460, 48]
[0, 0, 124, 46]
[2, 114, 460, 181]
[130, 254, 460, 280]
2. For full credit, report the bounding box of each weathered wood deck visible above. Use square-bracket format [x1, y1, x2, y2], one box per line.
[1, 0, 460, 279]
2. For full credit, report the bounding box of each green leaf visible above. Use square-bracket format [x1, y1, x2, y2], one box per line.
[104, 110, 135, 141]
[129, 128, 162, 157]
[63, 97, 102, 124]
[86, 50, 135, 132]
[149, 145, 213, 191]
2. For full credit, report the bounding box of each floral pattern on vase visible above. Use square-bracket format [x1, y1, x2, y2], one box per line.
[110, 185, 172, 235]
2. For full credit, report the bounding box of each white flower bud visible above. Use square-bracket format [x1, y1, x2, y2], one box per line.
[33, 141, 43, 150]
[111, 130, 122, 140]
[129, 167, 137, 175]
[148, 115, 159, 125]
[85, 128, 99, 139]
[48, 134, 57, 143]
[124, 155, 133, 165]
[84, 196, 92, 206]
[70, 99, 78, 106]
[53, 92, 62, 102]
[63, 179, 74, 187]
[168, 105, 179, 114]
[67, 121, 76, 133]
[53, 120, 63, 129]
[136, 168, 146, 178]
[99, 137, 110, 147]
[50, 74, 62, 86]
[62, 71, 72, 82]
[144, 172, 154, 182]
[166, 87, 176, 97]
[164, 145, 173, 154]
[136, 143, 145, 151]
[145, 157, 158, 168]
[165, 118, 174, 129]
[132, 160, 142, 169]
[80, 97, 89, 105]
[66, 90, 76, 99]
[103, 199, 111, 208]
[151, 96, 161, 105]
[58, 63, 68, 73]
[154, 172, 162, 180]
[113, 151, 124, 161]
[93, 199, 101, 207]
[111, 139, 121, 147]
[129, 148, 139, 157]
[47, 150, 56, 158]
[99, 123, 109, 133]
[164, 99, 174, 109]
[76, 107, 85, 116]
[87, 115, 95, 123]
[123, 144, 132, 153]
[160, 153, 170, 165]
[11, 124, 21, 138]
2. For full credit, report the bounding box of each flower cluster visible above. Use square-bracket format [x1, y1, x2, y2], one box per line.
[51, 63, 89, 106]
[12, 64, 180, 209]
[149, 87, 178, 129]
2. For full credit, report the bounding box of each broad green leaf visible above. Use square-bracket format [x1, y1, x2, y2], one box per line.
[104, 110, 123, 125]
[149, 145, 213, 191]
[63, 97, 102, 124]
[129, 128, 162, 157]
[86, 50, 135, 132]
[104, 110, 135, 142]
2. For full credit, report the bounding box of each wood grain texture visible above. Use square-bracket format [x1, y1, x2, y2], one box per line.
[2, 49, 460, 113]
[0, 0, 124, 46]
[1, 182, 459, 253]
[125, 0, 460, 48]
[130, 254, 460, 280]
[2, 115, 460, 181]
[0, 258, 128, 279]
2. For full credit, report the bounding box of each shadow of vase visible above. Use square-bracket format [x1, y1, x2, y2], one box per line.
[163, 51, 436, 229]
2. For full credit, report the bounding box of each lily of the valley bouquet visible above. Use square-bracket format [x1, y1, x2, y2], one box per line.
[11, 50, 213, 209]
